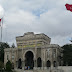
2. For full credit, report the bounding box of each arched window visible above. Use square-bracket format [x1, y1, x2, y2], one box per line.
[53, 61, 57, 67]
[18, 58, 22, 69]
[37, 57, 42, 67]
[46, 60, 51, 67]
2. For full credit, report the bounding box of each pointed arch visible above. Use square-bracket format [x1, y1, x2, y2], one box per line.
[46, 60, 51, 67]
[18, 58, 22, 69]
[53, 61, 57, 67]
[37, 57, 42, 67]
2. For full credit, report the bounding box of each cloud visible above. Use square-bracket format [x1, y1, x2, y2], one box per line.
[0, 0, 72, 46]
[5, 10, 37, 25]
[0, 5, 4, 18]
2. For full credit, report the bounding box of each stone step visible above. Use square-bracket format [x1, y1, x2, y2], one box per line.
[15, 69, 64, 72]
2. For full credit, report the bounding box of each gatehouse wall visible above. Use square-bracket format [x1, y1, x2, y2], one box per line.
[4, 32, 63, 70]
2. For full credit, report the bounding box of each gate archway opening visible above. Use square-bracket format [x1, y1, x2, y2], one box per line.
[25, 51, 34, 69]
[37, 57, 42, 67]
[46, 60, 51, 67]
[18, 58, 22, 69]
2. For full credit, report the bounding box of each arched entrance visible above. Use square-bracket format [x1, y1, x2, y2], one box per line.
[46, 60, 51, 67]
[18, 58, 22, 69]
[25, 51, 34, 69]
[37, 57, 42, 67]
[53, 61, 57, 67]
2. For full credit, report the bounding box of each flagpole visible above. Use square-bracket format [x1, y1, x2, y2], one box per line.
[1, 18, 3, 42]
[0, 19, 2, 42]
[1, 23, 2, 42]
[0, 26, 1, 42]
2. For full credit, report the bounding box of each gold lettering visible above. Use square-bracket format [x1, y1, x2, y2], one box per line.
[18, 44, 41, 48]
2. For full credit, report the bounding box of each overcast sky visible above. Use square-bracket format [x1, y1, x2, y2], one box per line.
[0, 0, 72, 46]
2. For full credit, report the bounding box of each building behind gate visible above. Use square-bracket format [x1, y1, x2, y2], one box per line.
[4, 32, 63, 70]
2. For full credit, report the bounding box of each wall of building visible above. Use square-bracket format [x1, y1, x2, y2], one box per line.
[4, 32, 62, 70]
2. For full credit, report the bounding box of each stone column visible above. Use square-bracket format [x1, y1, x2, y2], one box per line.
[14, 61, 16, 69]
[34, 59, 37, 69]
[34, 46, 37, 69]
[22, 60, 25, 70]
[51, 60, 53, 69]
[41, 49, 44, 69]
[22, 61, 24, 69]
[16, 61, 18, 69]
[56, 49, 59, 68]
[36, 60, 37, 67]
[34, 59, 36, 67]
[42, 60, 44, 69]
[51, 48, 53, 70]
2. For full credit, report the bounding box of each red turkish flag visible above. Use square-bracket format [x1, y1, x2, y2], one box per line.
[0, 19, 1, 26]
[65, 4, 72, 12]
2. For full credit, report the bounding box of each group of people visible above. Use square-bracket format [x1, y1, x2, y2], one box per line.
[24, 66, 30, 70]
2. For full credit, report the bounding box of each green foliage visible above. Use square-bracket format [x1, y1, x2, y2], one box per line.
[0, 42, 10, 62]
[62, 44, 72, 66]
[0, 61, 4, 69]
[6, 60, 12, 72]
[0, 42, 10, 49]
[11, 43, 15, 48]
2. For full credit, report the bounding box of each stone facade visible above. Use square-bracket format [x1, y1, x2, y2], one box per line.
[4, 32, 63, 70]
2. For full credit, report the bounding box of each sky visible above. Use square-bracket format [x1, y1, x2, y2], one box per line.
[0, 0, 72, 46]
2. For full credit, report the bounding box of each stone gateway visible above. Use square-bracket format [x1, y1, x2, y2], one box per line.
[4, 32, 63, 71]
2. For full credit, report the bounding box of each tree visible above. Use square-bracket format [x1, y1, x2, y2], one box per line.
[0, 42, 10, 49]
[0, 61, 4, 69]
[6, 60, 12, 72]
[62, 44, 72, 66]
[0, 42, 10, 62]
[11, 43, 15, 48]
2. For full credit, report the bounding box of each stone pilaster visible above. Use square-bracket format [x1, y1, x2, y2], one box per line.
[22, 61, 24, 69]
[16, 61, 18, 69]
[51, 48, 53, 69]
[34, 59, 36, 69]
[34, 59, 37, 67]
[51, 60, 53, 69]
[23, 60, 25, 70]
